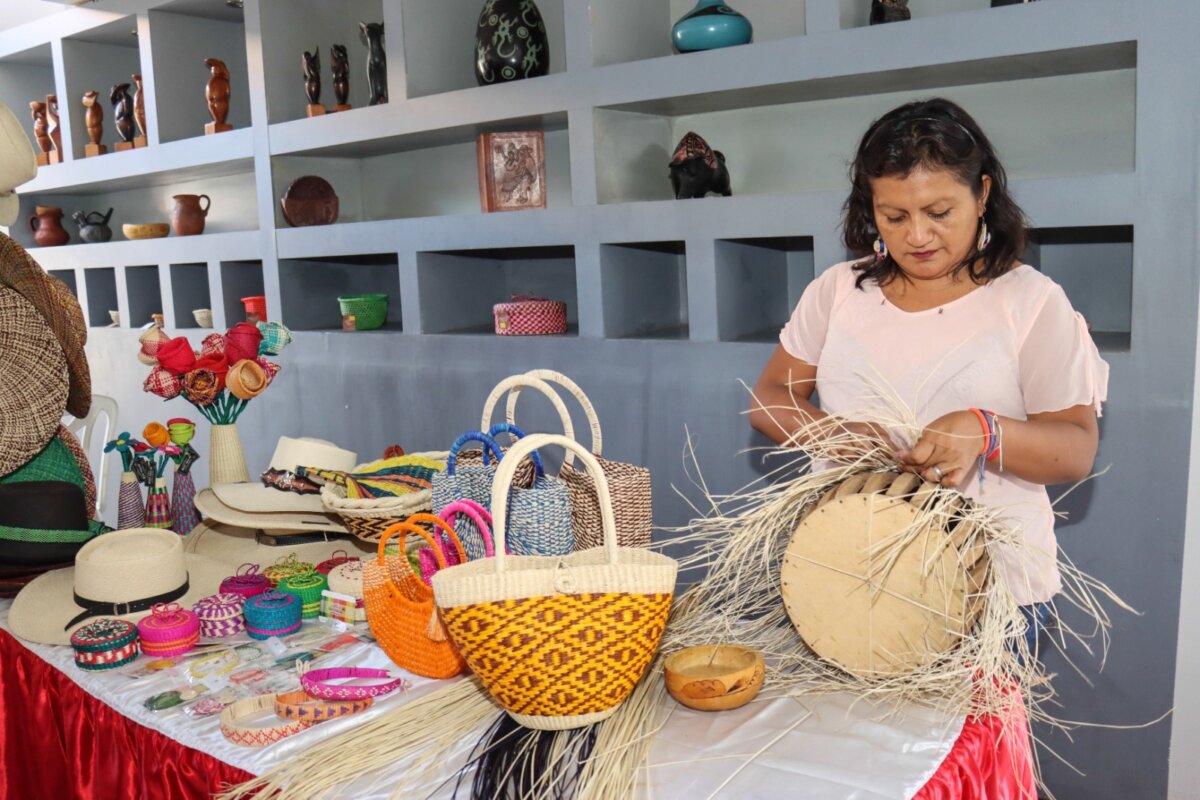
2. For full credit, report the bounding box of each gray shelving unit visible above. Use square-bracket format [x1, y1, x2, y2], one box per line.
[2, 1, 1198, 796]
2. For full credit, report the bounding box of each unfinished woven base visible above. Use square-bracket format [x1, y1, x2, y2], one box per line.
[210, 424, 250, 486]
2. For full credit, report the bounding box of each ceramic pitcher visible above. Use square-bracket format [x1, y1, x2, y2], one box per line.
[29, 206, 70, 246]
[171, 194, 210, 236]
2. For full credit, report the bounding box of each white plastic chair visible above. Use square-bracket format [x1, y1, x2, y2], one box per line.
[62, 394, 118, 514]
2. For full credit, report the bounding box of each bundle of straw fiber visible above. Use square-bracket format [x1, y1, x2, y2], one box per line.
[220, 385, 1132, 800]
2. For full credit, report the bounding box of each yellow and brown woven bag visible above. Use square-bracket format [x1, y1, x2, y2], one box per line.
[431, 433, 677, 730]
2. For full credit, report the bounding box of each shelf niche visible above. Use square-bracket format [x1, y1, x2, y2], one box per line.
[594, 59, 1134, 204]
[600, 241, 688, 339]
[125, 264, 163, 328]
[61, 17, 145, 160]
[169, 262, 212, 329]
[715, 236, 813, 342]
[592, 0, 805, 67]
[1025, 225, 1133, 351]
[417, 245, 576, 335]
[278, 253, 401, 332]
[148, 1, 251, 144]
[401, 0, 566, 99]
[0, 45, 58, 160]
[259, 0, 383, 124]
[83, 267, 118, 328]
[220, 259, 264, 329]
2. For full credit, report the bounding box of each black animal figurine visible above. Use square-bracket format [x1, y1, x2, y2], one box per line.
[359, 22, 387, 106]
[302, 47, 321, 105]
[110, 83, 135, 143]
[331, 44, 350, 107]
[669, 132, 731, 200]
[870, 0, 911, 24]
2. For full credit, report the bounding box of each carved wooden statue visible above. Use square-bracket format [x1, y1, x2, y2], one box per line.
[81, 90, 107, 156]
[204, 57, 232, 134]
[46, 95, 62, 163]
[111, 83, 135, 150]
[302, 48, 323, 116]
[132, 74, 147, 147]
[359, 22, 387, 106]
[331, 44, 351, 111]
[29, 102, 50, 165]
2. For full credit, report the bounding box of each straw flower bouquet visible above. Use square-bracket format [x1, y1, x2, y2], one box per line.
[138, 320, 294, 485]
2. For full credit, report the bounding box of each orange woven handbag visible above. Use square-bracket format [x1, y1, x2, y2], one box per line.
[361, 514, 468, 679]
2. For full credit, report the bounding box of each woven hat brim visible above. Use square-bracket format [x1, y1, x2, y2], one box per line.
[0, 286, 69, 478]
[211, 481, 327, 514]
[0, 192, 17, 228]
[183, 520, 374, 573]
[195, 488, 347, 533]
[7, 551, 230, 646]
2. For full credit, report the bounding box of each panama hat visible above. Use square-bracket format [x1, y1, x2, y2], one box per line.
[210, 436, 357, 515]
[0, 285, 69, 478]
[8, 528, 229, 646]
[194, 487, 348, 534]
[0, 101, 35, 227]
[183, 519, 373, 568]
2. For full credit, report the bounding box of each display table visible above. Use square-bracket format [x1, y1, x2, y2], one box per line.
[0, 601, 1034, 799]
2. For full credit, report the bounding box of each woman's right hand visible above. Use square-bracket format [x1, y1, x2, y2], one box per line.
[812, 418, 898, 462]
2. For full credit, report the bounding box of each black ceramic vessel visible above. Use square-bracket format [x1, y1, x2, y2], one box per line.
[475, 0, 549, 85]
[869, 0, 911, 24]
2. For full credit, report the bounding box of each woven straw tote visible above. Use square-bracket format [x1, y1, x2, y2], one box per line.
[361, 513, 468, 679]
[432, 434, 678, 730]
[496, 370, 653, 550]
[431, 432, 505, 559]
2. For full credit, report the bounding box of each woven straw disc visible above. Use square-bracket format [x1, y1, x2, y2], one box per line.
[0, 286, 68, 478]
[781, 471, 987, 678]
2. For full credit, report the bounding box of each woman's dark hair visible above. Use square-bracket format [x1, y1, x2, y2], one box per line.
[843, 98, 1028, 287]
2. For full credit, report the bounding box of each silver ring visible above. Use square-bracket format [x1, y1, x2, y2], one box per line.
[932, 465, 944, 482]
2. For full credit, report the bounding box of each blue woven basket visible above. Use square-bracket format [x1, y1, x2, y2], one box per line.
[243, 590, 302, 639]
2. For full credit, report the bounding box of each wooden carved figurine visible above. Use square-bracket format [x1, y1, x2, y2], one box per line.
[869, 0, 911, 24]
[331, 44, 351, 111]
[359, 22, 387, 106]
[29, 101, 51, 166]
[302, 47, 324, 117]
[111, 83, 135, 151]
[204, 57, 232, 134]
[132, 73, 147, 147]
[46, 95, 62, 163]
[81, 90, 107, 157]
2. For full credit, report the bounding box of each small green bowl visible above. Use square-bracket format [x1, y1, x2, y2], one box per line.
[337, 293, 389, 331]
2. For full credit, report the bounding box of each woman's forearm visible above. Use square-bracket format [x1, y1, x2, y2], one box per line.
[988, 413, 1098, 485]
[748, 380, 827, 446]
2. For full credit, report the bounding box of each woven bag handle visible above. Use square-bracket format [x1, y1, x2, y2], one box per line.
[479, 375, 576, 463]
[446, 431, 505, 475]
[437, 499, 495, 558]
[377, 515, 468, 589]
[505, 370, 602, 461]
[490, 433, 617, 572]
[485, 423, 545, 477]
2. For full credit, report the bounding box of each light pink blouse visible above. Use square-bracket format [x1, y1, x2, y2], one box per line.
[779, 260, 1110, 605]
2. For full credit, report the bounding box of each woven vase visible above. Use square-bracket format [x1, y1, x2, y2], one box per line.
[116, 471, 145, 530]
[171, 470, 200, 535]
[210, 423, 250, 485]
[144, 476, 173, 529]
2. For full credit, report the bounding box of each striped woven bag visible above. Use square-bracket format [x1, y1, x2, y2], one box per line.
[432, 434, 677, 730]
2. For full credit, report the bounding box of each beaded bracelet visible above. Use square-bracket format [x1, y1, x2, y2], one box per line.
[300, 667, 406, 700]
[220, 563, 269, 600]
[193, 593, 246, 638]
[968, 408, 1003, 488]
[70, 619, 140, 671]
[277, 570, 328, 619]
[220, 693, 313, 747]
[188, 650, 240, 679]
[137, 603, 200, 657]
[243, 590, 302, 640]
[273, 690, 373, 722]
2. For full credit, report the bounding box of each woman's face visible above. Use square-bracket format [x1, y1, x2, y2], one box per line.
[870, 166, 990, 284]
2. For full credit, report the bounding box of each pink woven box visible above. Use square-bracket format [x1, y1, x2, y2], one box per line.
[137, 602, 200, 658]
[493, 295, 567, 336]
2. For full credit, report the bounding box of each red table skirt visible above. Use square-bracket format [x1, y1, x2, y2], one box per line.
[0, 627, 1033, 799]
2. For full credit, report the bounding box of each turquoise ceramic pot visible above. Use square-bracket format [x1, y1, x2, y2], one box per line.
[671, 0, 753, 53]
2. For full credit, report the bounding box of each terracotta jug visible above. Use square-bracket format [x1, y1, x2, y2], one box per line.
[29, 206, 69, 247]
[171, 194, 210, 236]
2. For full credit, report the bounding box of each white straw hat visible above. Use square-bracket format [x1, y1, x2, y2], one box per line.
[211, 436, 357, 515]
[0, 101, 37, 227]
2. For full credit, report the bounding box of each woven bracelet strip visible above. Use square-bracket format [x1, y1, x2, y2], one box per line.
[273, 690, 373, 722]
[220, 693, 312, 748]
[300, 667, 406, 700]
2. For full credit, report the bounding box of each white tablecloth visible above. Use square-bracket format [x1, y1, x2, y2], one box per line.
[0, 600, 962, 799]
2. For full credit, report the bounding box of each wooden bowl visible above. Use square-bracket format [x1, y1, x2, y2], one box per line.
[663, 644, 765, 712]
[280, 175, 339, 227]
[123, 223, 169, 240]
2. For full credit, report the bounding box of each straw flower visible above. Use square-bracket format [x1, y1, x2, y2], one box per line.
[143, 367, 183, 399]
[226, 358, 269, 400]
[193, 352, 229, 386]
[200, 332, 227, 357]
[256, 357, 281, 379]
[183, 368, 221, 406]
[167, 417, 196, 446]
[143, 422, 170, 447]
[155, 337, 196, 376]
[225, 322, 263, 365]
[256, 321, 293, 356]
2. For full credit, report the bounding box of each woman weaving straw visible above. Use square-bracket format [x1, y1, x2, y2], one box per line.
[750, 97, 1109, 657]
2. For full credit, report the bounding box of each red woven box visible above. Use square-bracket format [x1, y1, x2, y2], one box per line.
[493, 296, 567, 336]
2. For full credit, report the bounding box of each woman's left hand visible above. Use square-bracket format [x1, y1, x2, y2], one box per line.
[895, 410, 986, 488]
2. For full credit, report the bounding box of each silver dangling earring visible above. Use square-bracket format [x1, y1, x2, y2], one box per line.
[976, 217, 991, 251]
[873, 237, 888, 262]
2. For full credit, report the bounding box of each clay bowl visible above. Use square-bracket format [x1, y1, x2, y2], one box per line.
[663, 644, 765, 712]
[123, 222, 169, 240]
[280, 175, 339, 227]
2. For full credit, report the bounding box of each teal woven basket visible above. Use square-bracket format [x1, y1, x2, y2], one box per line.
[338, 293, 389, 331]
